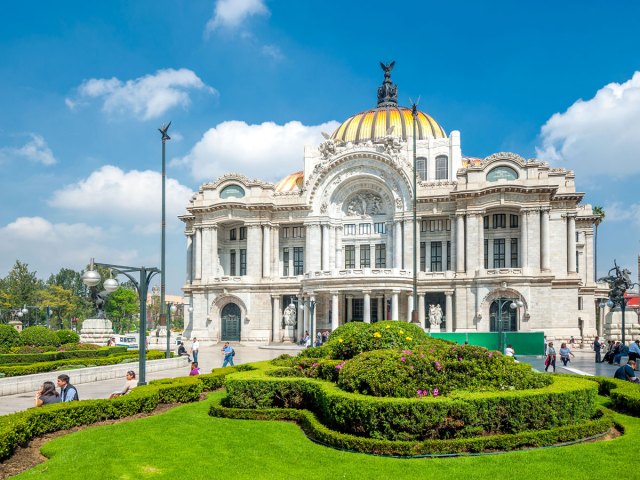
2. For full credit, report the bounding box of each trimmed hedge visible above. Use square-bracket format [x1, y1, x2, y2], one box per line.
[223, 367, 598, 441]
[0, 325, 19, 349]
[564, 374, 640, 417]
[210, 398, 615, 456]
[0, 349, 165, 377]
[0, 366, 241, 462]
[19, 326, 61, 348]
[0, 346, 127, 365]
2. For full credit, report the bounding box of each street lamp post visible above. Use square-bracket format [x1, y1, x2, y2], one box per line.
[165, 302, 177, 359]
[82, 258, 160, 385]
[410, 102, 419, 324]
[494, 298, 520, 353]
[158, 122, 171, 336]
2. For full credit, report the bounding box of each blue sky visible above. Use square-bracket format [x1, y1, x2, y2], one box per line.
[1, 0, 639, 294]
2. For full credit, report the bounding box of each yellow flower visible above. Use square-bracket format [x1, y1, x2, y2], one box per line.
[406, 336, 412, 341]
[373, 332, 382, 338]
[399, 330, 404, 334]
[338, 338, 343, 343]
[385, 325, 391, 329]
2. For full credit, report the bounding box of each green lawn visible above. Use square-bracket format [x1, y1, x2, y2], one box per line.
[14, 391, 639, 480]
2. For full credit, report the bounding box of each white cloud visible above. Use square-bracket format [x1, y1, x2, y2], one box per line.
[261, 44, 284, 61]
[66, 68, 216, 121]
[172, 120, 340, 182]
[537, 71, 640, 177]
[49, 165, 194, 233]
[601, 202, 640, 227]
[206, 0, 269, 32]
[0, 134, 57, 165]
[0, 217, 138, 279]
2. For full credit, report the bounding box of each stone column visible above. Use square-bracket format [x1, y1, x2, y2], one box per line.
[322, 225, 330, 270]
[262, 225, 271, 278]
[584, 231, 594, 285]
[445, 291, 453, 332]
[407, 294, 414, 323]
[418, 293, 426, 329]
[449, 215, 456, 271]
[303, 300, 310, 334]
[209, 227, 218, 278]
[528, 209, 541, 271]
[363, 291, 371, 323]
[271, 295, 280, 342]
[308, 225, 321, 271]
[520, 211, 529, 269]
[394, 220, 402, 268]
[247, 225, 262, 277]
[377, 297, 383, 321]
[477, 213, 484, 269]
[296, 294, 304, 341]
[541, 208, 550, 271]
[346, 296, 352, 322]
[271, 225, 280, 277]
[194, 228, 202, 280]
[201, 227, 210, 281]
[391, 291, 399, 320]
[186, 234, 193, 283]
[567, 214, 577, 273]
[335, 226, 343, 269]
[456, 213, 465, 273]
[331, 292, 339, 331]
[465, 213, 476, 272]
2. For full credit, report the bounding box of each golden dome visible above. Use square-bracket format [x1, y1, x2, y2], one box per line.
[274, 171, 303, 192]
[331, 105, 446, 144]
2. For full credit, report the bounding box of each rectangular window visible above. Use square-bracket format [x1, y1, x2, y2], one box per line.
[230, 250, 236, 276]
[292, 226, 304, 238]
[510, 238, 518, 268]
[283, 248, 289, 276]
[375, 244, 386, 268]
[493, 239, 506, 268]
[239, 226, 247, 240]
[420, 241, 426, 271]
[359, 223, 371, 235]
[429, 219, 444, 232]
[421, 220, 428, 232]
[345, 245, 356, 268]
[374, 222, 386, 234]
[230, 228, 237, 240]
[430, 241, 443, 272]
[293, 247, 304, 275]
[576, 252, 580, 273]
[578, 297, 583, 310]
[576, 231, 580, 242]
[239, 249, 247, 276]
[352, 299, 364, 321]
[282, 227, 289, 238]
[435, 156, 448, 180]
[344, 224, 356, 236]
[510, 215, 519, 229]
[360, 244, 371, 268]
[484, 216, 489, 229]
[493, 214, 506, 229]
[416, 158, 427, 180]
[445, 219, 451, 231]
[446, 240, 451, 270]
[484, 239, 489, 268]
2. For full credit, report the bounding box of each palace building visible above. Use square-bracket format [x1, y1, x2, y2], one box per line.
[180, 64, 601, 344]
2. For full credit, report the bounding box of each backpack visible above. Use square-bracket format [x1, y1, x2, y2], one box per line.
[231, 348, 236, 357]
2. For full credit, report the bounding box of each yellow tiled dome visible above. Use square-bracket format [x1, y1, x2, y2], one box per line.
[331, 105, 446, 144]
[274, 171, 304, 192]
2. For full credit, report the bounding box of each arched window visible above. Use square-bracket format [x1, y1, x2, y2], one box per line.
[486, 166, 518, 182]
[416, 157, 427, 180]
[220, 184, 245, 199]
[489, 299, 518, 332]
[435, 156, 448, 180]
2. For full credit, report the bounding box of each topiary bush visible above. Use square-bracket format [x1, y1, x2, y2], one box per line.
[19, 326, 61, 348]
[0, 325, 19, 349]
[55, 329, 80, 345]
[337, 345, 551, 398]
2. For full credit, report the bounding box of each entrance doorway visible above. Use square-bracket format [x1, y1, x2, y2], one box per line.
[489, 299, 518, 332]
[221, 303, 241, 341]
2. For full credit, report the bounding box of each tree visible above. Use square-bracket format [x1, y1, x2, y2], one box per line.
[593, 206, 605, 282]
[37, 284, 81, 329]
[105, 287, 139, 334]
[1, 261, 43, 310]
[47, 268, 86, 298]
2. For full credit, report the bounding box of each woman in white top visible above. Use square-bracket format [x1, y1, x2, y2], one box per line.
[505, 344, 515, 357]
[109, 371, 138, 399]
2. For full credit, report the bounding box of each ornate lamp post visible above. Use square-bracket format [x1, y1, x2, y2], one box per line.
[82, 258, 160, 385]
[410, 101, 419, 324]
[494, 297, 520, 353]
[158, 122, 171, 336]
[165, 302, 178, 359]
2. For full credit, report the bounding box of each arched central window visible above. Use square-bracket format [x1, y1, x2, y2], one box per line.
[435, 155, 448, 180]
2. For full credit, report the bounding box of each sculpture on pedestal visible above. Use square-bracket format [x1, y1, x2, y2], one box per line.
[429, 304, 443, 332]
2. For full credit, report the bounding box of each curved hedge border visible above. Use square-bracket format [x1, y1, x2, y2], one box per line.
[560, 374, 640, 417]
[209, 398, 615, 456]
[0, 347, 127, 365]
[0, 350, 165, 377]
[223, 365, 599, 441]
[0, 366, 242, 461]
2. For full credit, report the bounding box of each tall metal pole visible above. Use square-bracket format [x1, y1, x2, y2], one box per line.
[159, 122, 171, 335]
[411, 103, 418, 323]
[138, 267, 149, 385]
[166, 302, 172, 359]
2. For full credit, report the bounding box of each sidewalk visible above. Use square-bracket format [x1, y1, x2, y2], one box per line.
[0, 344, 302, 416]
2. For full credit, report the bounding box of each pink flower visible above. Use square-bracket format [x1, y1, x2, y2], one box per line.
[417, 389, 423, 396]
[434, 361, 442, 371]
[488, 352, 493, 358]
[458, 357, 463, 362]
[409, 365, 414, 369]
[401, 357, 406, 362]
[433, 388, 439, 397]
[335, 361, 346, 370]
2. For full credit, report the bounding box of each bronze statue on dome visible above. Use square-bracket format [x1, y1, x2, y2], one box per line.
[377, 61, 398, 106]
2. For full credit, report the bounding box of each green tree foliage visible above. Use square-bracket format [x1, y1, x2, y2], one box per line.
[2, 261, 43, 309]
[105, 287, 139, 334]
[37, 285, 81, 329]
[20, 326, 61, 347]
[0, 325, 20, 348]
[47, 268, 86, 298]
[55, 329, 80, 344]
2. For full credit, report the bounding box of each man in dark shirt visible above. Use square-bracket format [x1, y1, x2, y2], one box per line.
[614, 360, 640, 383]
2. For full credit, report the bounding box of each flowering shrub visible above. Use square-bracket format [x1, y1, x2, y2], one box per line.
[337, 345, 551, 397]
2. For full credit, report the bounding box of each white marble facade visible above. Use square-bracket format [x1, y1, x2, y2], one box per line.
[180, 70, 605, 344]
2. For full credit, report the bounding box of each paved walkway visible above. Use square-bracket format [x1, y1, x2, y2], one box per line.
[0, 344, 303, 416]
[518, 348, 629, 376]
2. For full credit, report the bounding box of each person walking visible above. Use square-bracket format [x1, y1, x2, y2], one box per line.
[544, 342, 557, 372]
[57, 374, 79, 402]
[593, 336, 602, 363]
[35, 381, 60, 407]
[109, 371, 137, 399]
[222, 342, 235, 367]
[191, 337, 200, 363]
[559, 342, 575, 366]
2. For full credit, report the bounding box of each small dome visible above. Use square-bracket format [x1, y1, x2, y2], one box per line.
[275, 171, 303, 192]
[331, 106, 446, 144]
